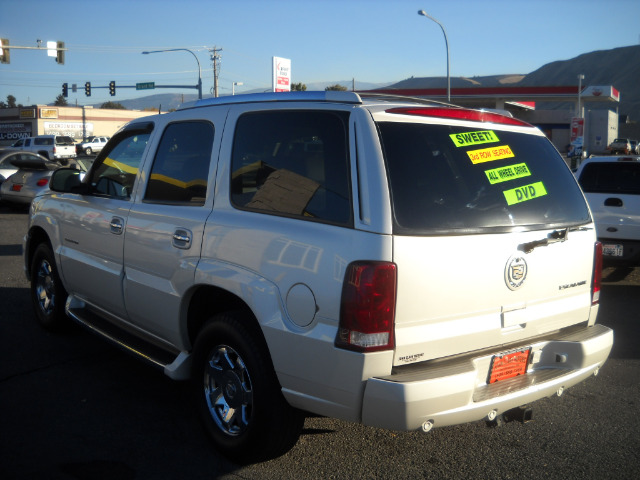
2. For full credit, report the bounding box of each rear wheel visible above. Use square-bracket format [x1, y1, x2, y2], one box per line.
[84, 147, 93, 156]
[191, 312, 304, 464]
[30, 243, 69, 331]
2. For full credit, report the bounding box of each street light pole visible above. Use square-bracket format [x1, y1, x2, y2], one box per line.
[142, 48, 203, 99]
[418, 10, 450, 103]
[577, 74, 585, 117]
[232, 82, 243, 96]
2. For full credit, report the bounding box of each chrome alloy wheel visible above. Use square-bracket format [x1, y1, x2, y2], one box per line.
[35, 258, 56, 316]
[204, 345, 253, 436]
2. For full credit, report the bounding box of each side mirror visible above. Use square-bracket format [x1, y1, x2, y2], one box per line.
[49, 168, 88, 194]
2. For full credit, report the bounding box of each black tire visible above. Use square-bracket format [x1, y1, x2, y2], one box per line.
[191, 312, 304, 464]
[30, 243, 69, 331]
[84, 147, 92, 156]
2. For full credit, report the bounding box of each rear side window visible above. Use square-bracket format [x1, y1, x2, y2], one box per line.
[144, 121, 214, 205]
[578, 162, 640, 195]
[378, 123, 590, 234]
[230, 110, 352, 226]
[34, 137, 53, 146]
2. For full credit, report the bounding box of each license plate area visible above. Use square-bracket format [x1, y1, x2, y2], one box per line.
[488, 347, 531, 384]
[603, 243, 623, 256]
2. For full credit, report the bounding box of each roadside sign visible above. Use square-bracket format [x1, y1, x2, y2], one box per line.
[136, 82, 155, 90]
[272, 57, 291, 92]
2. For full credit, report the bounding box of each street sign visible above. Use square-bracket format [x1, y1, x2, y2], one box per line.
[136, 82, 155, 90]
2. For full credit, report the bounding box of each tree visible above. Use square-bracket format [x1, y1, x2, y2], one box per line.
[325, 84, 348, 91]
[54, 95, 68, 106]
[100, 101, 126, 110]
[291, 82, 307, 91]
[6, 95, 17, 108]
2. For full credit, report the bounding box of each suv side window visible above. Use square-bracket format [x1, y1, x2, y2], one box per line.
[231, 110, 352, 226]
[144, 121, 214, 205]
[89, 132, 150, 199]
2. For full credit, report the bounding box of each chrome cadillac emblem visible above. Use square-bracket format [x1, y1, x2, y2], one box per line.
[505, 255, 528, 290]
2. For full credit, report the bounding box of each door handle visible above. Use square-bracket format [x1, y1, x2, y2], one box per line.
[172, 228, 192, 249]
[110, 217, 124, 235]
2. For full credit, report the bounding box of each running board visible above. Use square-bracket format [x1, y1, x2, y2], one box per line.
[65, 296, 192, 380]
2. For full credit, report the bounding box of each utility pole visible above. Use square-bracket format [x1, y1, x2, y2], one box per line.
[209, 46, 222, 97]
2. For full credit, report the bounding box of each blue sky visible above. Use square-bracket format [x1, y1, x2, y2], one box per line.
[1, 0, 639, 106]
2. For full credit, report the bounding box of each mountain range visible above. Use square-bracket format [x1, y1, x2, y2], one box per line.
[111, 45, 640, 118]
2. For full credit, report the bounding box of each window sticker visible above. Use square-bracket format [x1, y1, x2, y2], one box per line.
[503, 181, 548, 205]
[449, 130, 499, 147]
[467, 145, 514, 164]
[485, 163, 531, 184]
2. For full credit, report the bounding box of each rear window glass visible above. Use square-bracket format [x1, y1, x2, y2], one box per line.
[55, 136, 75, 145]
[377, 122, 590, 234]
[578, 162, 640, 195]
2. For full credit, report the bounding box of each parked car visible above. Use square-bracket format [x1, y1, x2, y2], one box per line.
[608, 138, 632, 155]
[5, 135, 77, 161]
[0, 138, 29, 154]
[77, 136, 110, 156]
[25, 91, 613, 463]
[575, 155, 640, 265]
[630, 140, 639, 154]
[0, 150, 31, 185]
[0, 154, 72, 206]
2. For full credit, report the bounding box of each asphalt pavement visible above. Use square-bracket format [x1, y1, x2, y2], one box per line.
[1, 205, 638, 480]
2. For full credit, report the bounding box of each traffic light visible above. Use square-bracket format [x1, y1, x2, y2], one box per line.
[109, 81, 116, 96]
[84, 82, 91, 97]
[0, 38, 9, 64]
[56, 41, 65, 65]
[62, 83, 68, 97]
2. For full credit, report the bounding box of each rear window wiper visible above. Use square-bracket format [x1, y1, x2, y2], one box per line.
[519, 228, 568, 253]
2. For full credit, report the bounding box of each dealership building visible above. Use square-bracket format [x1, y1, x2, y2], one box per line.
[0, 105, 152, 146]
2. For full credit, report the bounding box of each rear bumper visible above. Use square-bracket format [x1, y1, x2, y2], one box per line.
[361, 324, 613, 431]
[599, 238, 640, 265]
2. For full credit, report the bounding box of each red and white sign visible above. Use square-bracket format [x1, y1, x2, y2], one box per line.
[581, 85, 620, 102]
[273, 57, 291, 92]
[568, 117, 584, 157]
[570, 117, 584, 142]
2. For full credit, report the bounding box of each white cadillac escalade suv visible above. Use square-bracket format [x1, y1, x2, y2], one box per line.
[24, 91, 613, 464]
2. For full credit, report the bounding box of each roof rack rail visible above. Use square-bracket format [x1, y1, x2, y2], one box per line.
[178, 91, 363, 110]
[358, 91, 459, 108]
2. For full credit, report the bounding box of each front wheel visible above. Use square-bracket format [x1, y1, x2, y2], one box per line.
[30, 243, 69, 331]
[191, 312, 304, 464]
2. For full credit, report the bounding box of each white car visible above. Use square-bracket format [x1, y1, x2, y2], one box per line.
[78, 136, 110, 156]
[575, 155, 640, 264]
[25, 91, 612, 463]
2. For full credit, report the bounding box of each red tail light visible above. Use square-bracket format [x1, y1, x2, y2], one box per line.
[592, 242, 603, 305]
[385, 107, 532, 127]
[336, 261, 397, 352]
[37, 178, 50, 187]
